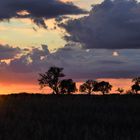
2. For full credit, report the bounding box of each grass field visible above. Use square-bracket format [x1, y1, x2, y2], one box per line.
[0, 94, 140, 140]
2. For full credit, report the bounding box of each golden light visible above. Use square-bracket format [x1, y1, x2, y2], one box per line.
[17, 10, 30, 16]
[59, 0, 72, 2]
[112, 51, 119, 57]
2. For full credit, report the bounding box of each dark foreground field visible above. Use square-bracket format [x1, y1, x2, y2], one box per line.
[0, 94, 140, 140]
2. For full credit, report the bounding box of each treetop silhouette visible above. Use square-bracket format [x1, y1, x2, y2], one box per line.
[80, 80, 97, 95]
[60, 79, 77, 94]
[38, 66, 140, 95]
[38, 66, 65, 94]
[132, 77, 140, 94]
[94, 81, 112, 95]
[116, 88, 124, 94]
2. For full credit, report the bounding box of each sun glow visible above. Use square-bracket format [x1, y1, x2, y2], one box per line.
[17, 10, 30, 16]
[0, 79, 132, 95]
[59, 0, 72, 2]
[0, 78, 132, 94]
[112, 51, 119, 57]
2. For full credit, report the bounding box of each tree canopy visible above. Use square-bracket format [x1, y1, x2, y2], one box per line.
[38, 67, 140, 95]
[38, 66, 65, 94]
[79, 80, 97, 95]
[132, 77, 140, 94]
[94, 81, 112, 95]
[59, 79, 77, 94]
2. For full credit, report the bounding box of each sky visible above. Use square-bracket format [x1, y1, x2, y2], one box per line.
[0, 0, 140, 94]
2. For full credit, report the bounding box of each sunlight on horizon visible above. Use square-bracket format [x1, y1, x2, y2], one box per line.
[0, 79, 132, 95]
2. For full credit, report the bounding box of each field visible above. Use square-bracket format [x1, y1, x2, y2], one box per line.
[0, 94, 140, 140]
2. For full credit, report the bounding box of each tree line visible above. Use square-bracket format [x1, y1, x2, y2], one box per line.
[38, 66, 140, 95]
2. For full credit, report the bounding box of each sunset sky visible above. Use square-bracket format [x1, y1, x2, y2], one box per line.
[0, 0, 140, 94]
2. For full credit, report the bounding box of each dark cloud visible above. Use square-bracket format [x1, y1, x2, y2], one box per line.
[98, 60, 124, 64]
[0, 0, 87, 28]
[55, 16, 70, 23]
[0, 44, 21, 60]
[60, 0, 140, 49]
[8, 45, 50, 73]
[0, 44, 140, 84]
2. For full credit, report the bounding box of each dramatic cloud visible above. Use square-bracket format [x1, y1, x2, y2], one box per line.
[0, 44, 21, 60]
[61, 0, 140, 49]
[0, 0, 86, 28]
[0, 44, 140, 85]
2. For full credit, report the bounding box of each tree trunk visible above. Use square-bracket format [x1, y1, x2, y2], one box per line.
[88, 91, 91, 95]
[55, 88, 59, 94]
[53, 87, 59, 94]
[88, 89, 91, 95]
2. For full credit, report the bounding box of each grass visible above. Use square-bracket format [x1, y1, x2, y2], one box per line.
[0, 93, 140, 139]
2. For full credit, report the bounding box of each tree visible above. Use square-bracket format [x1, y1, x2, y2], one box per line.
[96, 81, 112, 95]
[132, 77, 140, 85]
[132, 84, 140, 94]
[59, 79, 77, 94]
[132, 77, 140, 94]
[116, 88, 124, 94]
[79, 80, 97, 95]
[38, 66, 65, 94]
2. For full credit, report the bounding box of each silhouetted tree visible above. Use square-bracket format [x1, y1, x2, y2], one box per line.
[132, 77, 140, 85]
[79, 80, 97, 95]
[132, 84, 140, 94]
[132, 77, 140, 94]
[59, 79, 77, 94]
[95, 81, 112, 95]
[38, 66, 65, 94]
[116, 88, 124, 94]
